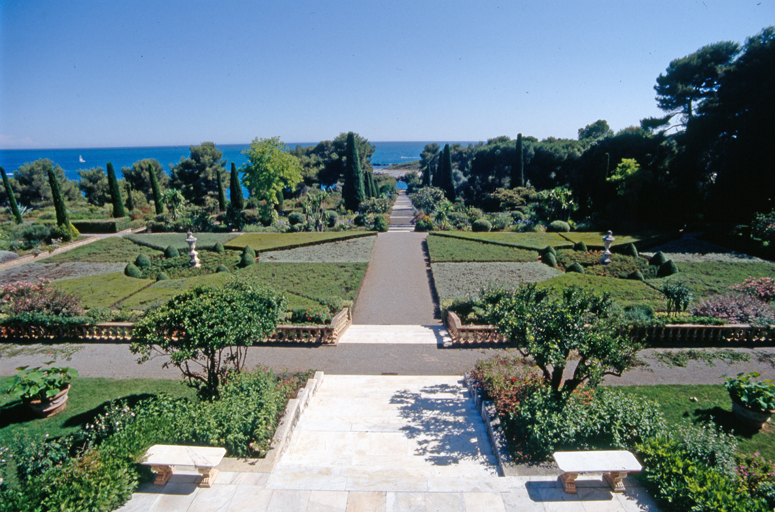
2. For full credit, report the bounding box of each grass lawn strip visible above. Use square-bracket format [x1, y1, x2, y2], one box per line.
[239, 262, 368, 303]
[537, 273, 665, 309]
[426, 235, 539, 263]
[431, 262, 563, 303]
[124, 232, 241, 251]
[55, 272, 154, 309]
[0, 262, 127, 285]
[225, 232, 374, 253]
[615, 384, 774, 461]
[646, 261, 775, 299]
[260, 235, 376, 263]
[430, 231, 572, 251]
[120, 272, 233, 310]
[47, 236, 163, 263]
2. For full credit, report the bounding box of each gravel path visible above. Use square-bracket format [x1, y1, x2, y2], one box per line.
[641, 231, 765, 263]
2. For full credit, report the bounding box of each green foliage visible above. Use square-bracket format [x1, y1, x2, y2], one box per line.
[658, 259, 680, 277]
[54, 272, 153, 309]
[324, 210, 338, 228]
[46, 163, 70, 239]
[358, 197, 391, 214]
[542, 252, 557, 268]
[225, 231, 371, 253]
[155, 272, 169, 281]
[242, 245, 256, 258]
[161, 188, 186, 220]
[342, 132, 365, 211]
[288, 212, 304, 225]
[216, 264, 229, 273]
[472, 219, 491, 232]
[71, 217, 130, 234]
[628, 270, 645, 281]
[513, 133, 524, 188]
[650, 250, 667, 266]
[751, 210, 775, 243]
[239, 251, 255, 267]
[374, 214, 388, 232]
[541, 245, 557, 256]
[124, 263, 141, 278]
[242, 137, 302, 205]
[77, 167, 110, 207]
[6, 362, 78, 402]
[239, 262, 367, 303]
[125, 233, 239, 252]
[213, 242, 225, 253]
[131, 280, 286, 395]
[725, 372, 775, 413]
[547, 220, 571, 232]
[10, 158, 81, 207]
[566, 262, 584, 274]
[106, 162, 126, 218]
[1, 165, 22, 223]
[618, 242, 639, 258]
[134, 254, 151, 268]
[229, 162, 243, 211]
[661, 281, 694, 315]
[414, 215, 434, 232]
[124, 181, 135, 212]
[409, 186, 447, 214]
[170, 142, 227, 206]
[215, 169, 226, 211]
[573, 241, 588, 252]
[164, 245, 178, 258]
[439, 144, 455, 201]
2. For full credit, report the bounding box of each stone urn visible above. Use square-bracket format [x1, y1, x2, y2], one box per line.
[26, 384, 71, 418]
[731, 398, 774, 429]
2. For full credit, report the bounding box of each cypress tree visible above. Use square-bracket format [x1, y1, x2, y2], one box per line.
[431, 157, 440, 188]
[46, 163, 69, 228]
[275, 189, 284, 212]
[1, 166, 22, 224]
[125, 182, 135, 212]
[148, 163, 164, 214]
[513, 133, 524, 188]
[604, 152, 610, 177]
[216, 169, 226, 211]
[371, 172, 379, 198]
[106, 162, 125, 218]
[343, 132, 365, 211]
[229, 162, 243, 210]
[422, 161, 432, 187]
[442, 144, 455, 201]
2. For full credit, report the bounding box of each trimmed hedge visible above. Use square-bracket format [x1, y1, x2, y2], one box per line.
[71, 217, 131, 234]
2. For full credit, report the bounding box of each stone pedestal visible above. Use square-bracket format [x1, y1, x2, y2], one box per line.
[185, 231, 200, 268]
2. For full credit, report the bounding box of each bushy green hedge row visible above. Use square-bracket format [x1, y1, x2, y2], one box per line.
[71, 217, 131, 233]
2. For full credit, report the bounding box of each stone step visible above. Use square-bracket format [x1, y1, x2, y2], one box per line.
[339, 325, 449, 344]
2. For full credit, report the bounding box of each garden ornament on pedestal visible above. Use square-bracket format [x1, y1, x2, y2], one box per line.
[185, 231, 200, 268]
[600, 230, 615, 265]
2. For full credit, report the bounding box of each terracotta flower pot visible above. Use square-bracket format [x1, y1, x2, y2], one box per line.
[26, 384, 70, 418]
[731, 398, 774, 429]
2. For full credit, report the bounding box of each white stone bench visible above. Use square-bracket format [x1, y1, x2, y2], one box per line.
[553, 450, 642, 494]
[140, 444, 226, 488]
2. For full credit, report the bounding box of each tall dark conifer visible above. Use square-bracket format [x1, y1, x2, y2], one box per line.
[343, 132, 365, 211]
[441, 144, 455, 201]
[513, 133, 525, 188]
[148, 164, 164, 214]
[125, 182, 135, 212]
[216, 169, 226, 211]
[1, 166, 22, 224]
[46, 163, 70, 229]
[106, 162, 125, 218]
[422, 162, 432, 187]
[229, 162, 243, 210]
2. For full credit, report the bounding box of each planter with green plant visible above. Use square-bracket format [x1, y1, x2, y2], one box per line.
[724, 372, 775, 428]
[6, 361, 79, 418]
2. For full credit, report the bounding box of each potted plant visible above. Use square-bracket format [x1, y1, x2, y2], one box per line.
[725, 372, 775, 428]
[6, 361, 78, 418]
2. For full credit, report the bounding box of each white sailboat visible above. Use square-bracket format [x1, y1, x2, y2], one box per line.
[79, 155, 85, 163]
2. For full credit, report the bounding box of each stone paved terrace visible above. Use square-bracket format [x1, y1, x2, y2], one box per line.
[118, 376, 660, 511]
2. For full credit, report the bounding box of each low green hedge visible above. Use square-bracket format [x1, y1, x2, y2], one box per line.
[71, 217, 131, 234]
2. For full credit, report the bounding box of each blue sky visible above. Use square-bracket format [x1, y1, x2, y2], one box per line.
[0, 0, 772, 149]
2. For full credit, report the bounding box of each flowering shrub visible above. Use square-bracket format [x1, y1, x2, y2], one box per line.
[690, 294, 775, 326]
[751, 210, 775, 243]
[731, 277, 775, 303]
[737, 453, 775, 505]
[0, 279, 82, 317]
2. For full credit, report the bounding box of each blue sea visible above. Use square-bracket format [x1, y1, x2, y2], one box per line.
[0, 141, 469, 182]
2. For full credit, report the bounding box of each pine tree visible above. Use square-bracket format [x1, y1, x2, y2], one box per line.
[1, 166, 22, 224]
[441, 144, 455, 201]
[229, 162, 243, 210]
[343, 132, 365, 211]
[106, 162, 125, 218]
[46, 163, 70, 229]
[216, 169, 226, 211]
[125, 182, 135, 212]
[513, 133, 525, 188]
[148, 163, 164, 214]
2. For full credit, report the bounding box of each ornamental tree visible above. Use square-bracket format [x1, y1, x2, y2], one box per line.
[489, 285, 639, 393]
[106, 162, 126, 218]
[1, 166, 22, 223]
[229, 162, 244, 210]
[241, 137, 302, 205]
[342, 132, 365, 211]
[131, 279, 287, 396]
[46, 163, 70, 231]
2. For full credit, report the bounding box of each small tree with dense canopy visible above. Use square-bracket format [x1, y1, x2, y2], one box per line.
[106, 162, 125, 218]
[241, 137, 302, 206]
[131, 279, 287, 396]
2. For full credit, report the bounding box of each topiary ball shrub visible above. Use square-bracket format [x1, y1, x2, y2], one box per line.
[542, 252, 557, 268]
[124, 263, 141, 278]
[573, 241, 588, 252]
[216, 264, 230, 273]
[649, 251, 667, 266]
[325, 210, 338, 228]
[242, 245, 256, 258]
[135, 254, 151, 268]
[213, 242, 225, 253]
[627, 270, 645, 281]
[472, 219, 492, 232]
[288, 212, 304, 226]
[541, 245, 557, 257]
[353, 213, 367, 227]
[239, 251, 255, 267]
[374, 215, 389, 232]
[165, 245, 179, 258]
[657, 260, 679, 277]
[620, 243, 639, 258]
[547, 220, 571, 232]
[156, 272, 169, 281]
[566, 262, 584, 274]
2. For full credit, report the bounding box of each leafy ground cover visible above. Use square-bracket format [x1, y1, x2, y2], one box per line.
[225, 232, 373, 253]
[432, 262, 563, 303]
[0, 262, 128, 285]
[55, 272, 153, 309]
[426, 235, 539, 263]
[240, 262, 368, 303]
[136, 250, 242, 279]
[558, 231, 642, 248]
[120, 272, 233, 310]
[46, 237, 163, 263]
[537, 273, 665, 309]
[124, 233, 241, 251]
[555, 249, 651, 278]
[429, 231, 573, 250]
[260, 235, 376, 263]
[616, 384, 775, 460]
[647, 261, 775, 299]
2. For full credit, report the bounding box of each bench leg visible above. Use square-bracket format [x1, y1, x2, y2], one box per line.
[151, 465, 172, 486]
[197, 467, 219, 488]
[560, 472, 578, 494]
[604, 471, 628, 492]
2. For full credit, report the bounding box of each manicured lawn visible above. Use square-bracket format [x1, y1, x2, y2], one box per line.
[555, 249, 650, 278]
[260, 235, 376, 263]
[430, 231, 573, 250]
[124, 233, 241, 251]
[560, 231, 648, 249]
[616, 384, 775, 460]
[225, 232, 373, 253]
[55, 272, 153, 309]
[120, 272, 233, 310]
[432, 262, 563, 303]
[239, 262, 368, 303]
[536, 273, 665, 309]
[426, 235, 539, 263]
[47, 236, 164, 263]
[647, 261, 775, 299]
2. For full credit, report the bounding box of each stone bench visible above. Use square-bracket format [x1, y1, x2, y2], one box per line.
[140, 444, 226, 488]
[553, 450, 642, 494]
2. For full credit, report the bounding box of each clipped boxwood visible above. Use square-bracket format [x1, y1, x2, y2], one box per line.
[156, 272, 169, 281]
[542, 252, 557, 268]
[472, 219, 492, 232]
[164, 245, 179, 258]
[213, 242, 225, 253]
[547, 220, 571, 232]
[242, 245, 256, 259]
[71, 217, 131, 234]
[288, 212, 305, 226]
[216, 264, 230, 273]
[135, 254, 151, 268]
[374, 215, 389, 232]
[239, 251, 255, 267]
[540, 245, 557, 257]
[657, 260, 679, 277]
[573, 241, 588, 252]
[627, 270, 645, 281]
[617, 242, 639, 258]
[566, 262, 584, 274]
[649, 251, 667, 266]
[124, 263, 141, 278]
